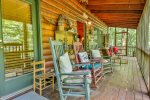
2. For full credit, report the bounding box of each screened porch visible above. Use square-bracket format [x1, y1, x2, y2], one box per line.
[0, 0, 150, 100]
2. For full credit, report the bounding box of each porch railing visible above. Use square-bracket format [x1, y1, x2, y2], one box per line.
[116, 46, 136, 57]
[127, 46, 136, 57]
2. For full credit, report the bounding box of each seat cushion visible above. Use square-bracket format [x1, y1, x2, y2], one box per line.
[63, 70, 91, 84]
[82, 63, 101, 69]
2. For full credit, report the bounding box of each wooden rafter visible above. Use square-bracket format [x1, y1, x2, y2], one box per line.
[86, 0, 146, 28]
[88, 0, 145, 5]
[87, 4, 144, 11]
[91, 10, 142, 14]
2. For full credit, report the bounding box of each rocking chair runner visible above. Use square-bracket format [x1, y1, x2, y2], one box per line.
[49, 38, 91, 100]
[73, 42, 102, 88]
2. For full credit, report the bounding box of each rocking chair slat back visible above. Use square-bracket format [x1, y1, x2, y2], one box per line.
[73, 42, 84, 63]
[49, 38, 65, 100]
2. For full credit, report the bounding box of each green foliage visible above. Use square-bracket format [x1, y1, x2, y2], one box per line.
[128, 29, 136, 46]
[108, 27, 115, 45]
[108, 27, 136, 47]
[2, 19, 24, 43]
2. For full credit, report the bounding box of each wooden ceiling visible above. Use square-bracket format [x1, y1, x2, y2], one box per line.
[86, 0, 146, 29]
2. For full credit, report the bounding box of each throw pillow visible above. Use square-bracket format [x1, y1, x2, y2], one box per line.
[78, 52, 90, 63]
[92, 50, 101, 58]
[59, 52, 72, 80]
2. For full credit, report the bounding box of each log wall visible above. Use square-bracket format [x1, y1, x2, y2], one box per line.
[40, 0, 108, 69]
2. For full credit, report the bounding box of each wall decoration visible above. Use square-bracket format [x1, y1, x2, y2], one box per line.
[57, 14, 77, 33]
[55, 15, 78, 51]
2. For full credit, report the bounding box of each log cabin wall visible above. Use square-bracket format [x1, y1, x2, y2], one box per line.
[40, 0, 108, 69]
[136, 0, 150, 90]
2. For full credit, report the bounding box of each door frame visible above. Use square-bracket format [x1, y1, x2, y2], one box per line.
[0, 0, 42, 96]
[115, 29, 128, 56]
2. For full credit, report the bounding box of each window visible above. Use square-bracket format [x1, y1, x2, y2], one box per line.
[2, 0, 34, 79]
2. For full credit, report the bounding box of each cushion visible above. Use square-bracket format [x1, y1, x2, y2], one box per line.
[108, 49, 112, 56]
[78, 52, 89, 63]
[113, 46, 118, 54]
[82, 63, 101, 69]
[63, 70, 92, 84]
[92, 50, 101, 58]
[59, 52, 72, 80]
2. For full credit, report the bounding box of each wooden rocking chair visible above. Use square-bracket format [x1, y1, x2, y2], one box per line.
[49, 38, 91, 100]
[89, 42, 113, 76]
[73, 42, 102, 88]
[101, 48, 121, 66]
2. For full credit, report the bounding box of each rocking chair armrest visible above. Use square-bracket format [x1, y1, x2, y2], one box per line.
[72, 63, 90, 67]
[79, 61, 96, 64]
[102, 56, 111, 59]
[60, 72, 90, 76]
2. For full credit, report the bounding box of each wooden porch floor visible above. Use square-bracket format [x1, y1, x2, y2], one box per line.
[43, 57, 150, 100]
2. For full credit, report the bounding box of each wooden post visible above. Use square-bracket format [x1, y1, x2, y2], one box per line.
[115, 27, 116, 46]
[84, 23, 87, 51]
[126, 28, 128, 56]
[149, 55, 150, 96]
[23, 23, 28, 58]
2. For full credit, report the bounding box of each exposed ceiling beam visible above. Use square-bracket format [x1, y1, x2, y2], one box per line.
[104, 21, 139, 24]
[91, 10, 142, 14]
[109, 24, 137, 26]
[101, 19, 140, 21]
[96, 13, 141, 18]
[109, 25, 137, 28]
[86, 0, 146, 29]
[106, 23, 138, 25]
[88, 0, 145, 5]
[100, 18, 140, 20]
[108, 23, 138, 26]
[87, 4, 144, 10]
